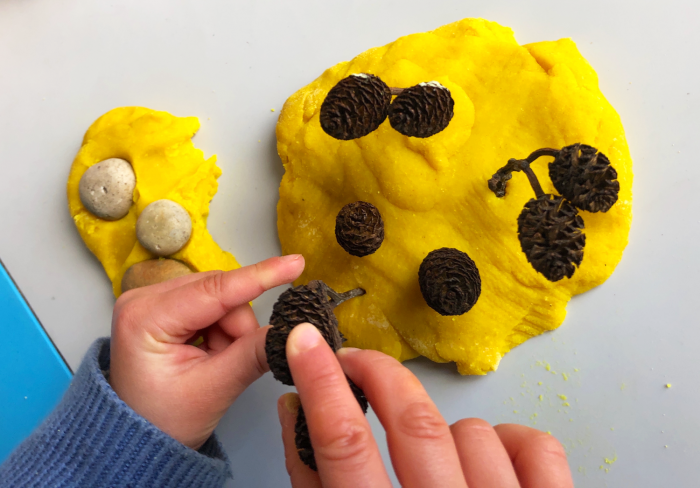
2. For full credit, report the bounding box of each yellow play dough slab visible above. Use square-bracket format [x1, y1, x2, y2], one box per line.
[276, 18, 633, 374]
[68, 107, 240, 297]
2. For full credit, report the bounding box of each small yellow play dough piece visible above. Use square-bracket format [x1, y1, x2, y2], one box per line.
[67, 107, 240, 296]
[276, 18, 633, 374]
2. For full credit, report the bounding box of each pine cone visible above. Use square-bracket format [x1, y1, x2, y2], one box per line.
[265, 281, 344, 385]
[418, 248, 481, 316]
[295, 378, 368, 471]
[517, 194, 586, 282]
[549, 143, 620, 213]
[320, 73, 391, 140]
[335, 201, 384, 257]
[388, 82, 454, 138]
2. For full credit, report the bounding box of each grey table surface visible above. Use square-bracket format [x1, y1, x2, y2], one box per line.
[1, 0, 698, 486]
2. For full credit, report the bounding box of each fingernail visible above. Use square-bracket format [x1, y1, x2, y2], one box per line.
[288, 323, 323, 355]
[282, 393, 300, 414]
[280, 253, 303, 262]
[337, 347, 360, 356]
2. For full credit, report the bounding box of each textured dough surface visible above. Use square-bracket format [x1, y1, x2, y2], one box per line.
[276, 18, 633, 374]
[68, 107, 240, 296]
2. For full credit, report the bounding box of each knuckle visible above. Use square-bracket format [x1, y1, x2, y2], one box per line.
[253, 260, 266, 276]
[199, 271, 226, 298]
[315, 420, 374, 465]
[303, 364, 346, 392]
[113, 300, 141, 331]
[251, 262, 269, 293]
[530, 433, 568, 460]
[285, 451, 301, 477]
[397, 401, 450, 440]
[451, 418, 493, 438]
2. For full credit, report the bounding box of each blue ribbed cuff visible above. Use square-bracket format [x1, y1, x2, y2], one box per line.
[0, 338, 231, 487]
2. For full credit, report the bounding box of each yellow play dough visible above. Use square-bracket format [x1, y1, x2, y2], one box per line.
[276, 18, 633, 374]
[67, 107, 240, 297]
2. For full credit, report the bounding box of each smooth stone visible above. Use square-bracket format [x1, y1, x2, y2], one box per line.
[136, 199, 192, 256]
[79, 158, 136, 220]
[121, 259, 193, 292]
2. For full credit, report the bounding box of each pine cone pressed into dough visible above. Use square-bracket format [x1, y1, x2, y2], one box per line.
[388, 82, 455, 138]
[320, 74, 392, 140]
[418, 248, 481, 316]
[517, 194, 586, 282]
[335, 201, 385, 257]
[549, 143, 619, 213]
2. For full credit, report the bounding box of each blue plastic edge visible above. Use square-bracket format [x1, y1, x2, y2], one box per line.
[0, 258, 73, 463]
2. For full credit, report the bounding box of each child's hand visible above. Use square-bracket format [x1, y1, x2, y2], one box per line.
[109, 255, 305, 450]
[277, 323, 574, 488]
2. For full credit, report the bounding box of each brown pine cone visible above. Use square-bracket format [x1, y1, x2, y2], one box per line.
[549, 143, 620, 213]
[335, 201, 384, 257]
[320, 73, 391, 140]
[418, 248, 481, 316]
[517, 194, 586, 281]
[388, 82, 454, 138]
[265, 281, 345, 385]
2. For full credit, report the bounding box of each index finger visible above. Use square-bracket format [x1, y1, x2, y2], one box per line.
[130, 255, 304, 342]
[337, 348, 468, 488]
[286, 323, 392, 488]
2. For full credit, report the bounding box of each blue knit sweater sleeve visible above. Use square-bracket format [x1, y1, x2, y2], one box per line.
[0, 338, 232, 487]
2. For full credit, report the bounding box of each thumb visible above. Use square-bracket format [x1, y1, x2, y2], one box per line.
[203, 326, 271, 400]
[277, 393, 323, 488]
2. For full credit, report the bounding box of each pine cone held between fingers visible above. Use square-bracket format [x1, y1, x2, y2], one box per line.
[265, 281, 345, 385]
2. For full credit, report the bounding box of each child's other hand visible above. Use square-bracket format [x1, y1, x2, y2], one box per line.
[277, 323, 574, 488]
[109, 255, 305, 450]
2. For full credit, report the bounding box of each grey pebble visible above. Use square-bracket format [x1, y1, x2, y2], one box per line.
[136, 200, 192, 256]
[79, 158, 136, 220]
[121, 259, 193, 292]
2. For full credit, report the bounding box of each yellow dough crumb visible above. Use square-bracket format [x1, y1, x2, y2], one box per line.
[276, 18, 633, 374]
[605, 454, 618, 464]
[67, 107, 240, 296]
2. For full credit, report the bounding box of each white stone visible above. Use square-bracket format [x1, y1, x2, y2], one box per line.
[136, 200, 192, 256]
[78, 158, 136, 220]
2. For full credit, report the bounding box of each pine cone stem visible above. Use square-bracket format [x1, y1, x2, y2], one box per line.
[524, 147, 560, 163]
[521, 164, 545, 198]
[390, 87, 404, 96]
[323, 284, 366, 308]
[489, 156, 548, 199]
